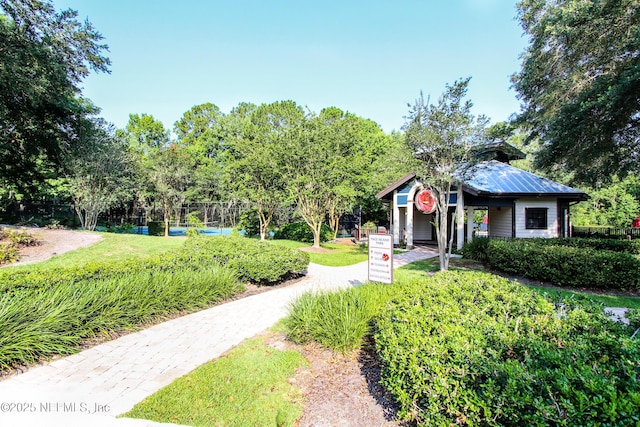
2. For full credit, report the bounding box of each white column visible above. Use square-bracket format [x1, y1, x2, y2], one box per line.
[406, 200, 414, 248]
[392, 194, 400, 245]
[456, 187, 465, 250]
[466, 207, 474, 244]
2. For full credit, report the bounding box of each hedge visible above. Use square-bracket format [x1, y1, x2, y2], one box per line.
[0, 234, 310, 294]
[375, 271, 640, 426]
[177, 234, 309, 284]
[485, 239, 640, 291]
[273, 221, 333, 243]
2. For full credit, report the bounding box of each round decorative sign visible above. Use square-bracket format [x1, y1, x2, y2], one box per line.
[415, 189, 437, 214]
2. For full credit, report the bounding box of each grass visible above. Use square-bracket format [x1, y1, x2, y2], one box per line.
[8, 232, 186, 270]
[269, 239, 369, 266]
[122, 334, 308, 427]
[42, 232, 186, 267]
[0, 267, 241, 370]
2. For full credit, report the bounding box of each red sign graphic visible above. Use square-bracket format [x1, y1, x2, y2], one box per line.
[415, 189, 437, 214]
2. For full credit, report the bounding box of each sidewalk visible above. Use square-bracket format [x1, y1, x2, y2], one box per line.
[0, 247, 438, 427]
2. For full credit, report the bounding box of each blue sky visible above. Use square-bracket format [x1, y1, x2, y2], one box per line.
[55, 0, 527, 134]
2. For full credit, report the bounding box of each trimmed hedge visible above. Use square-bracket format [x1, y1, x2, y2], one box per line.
[273, 221, 333, 243]
[485, 239, 640, 291]
[526, 237, 640, 255]
[148, 221, 165, 236]
[177, 234, 309, 284]
[0, 234, 310, 294]
[375, 271, 640, 426]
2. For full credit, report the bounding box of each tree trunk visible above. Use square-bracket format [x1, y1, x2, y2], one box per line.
[163, 201, 171, 237]
[312, 222, 322, 248]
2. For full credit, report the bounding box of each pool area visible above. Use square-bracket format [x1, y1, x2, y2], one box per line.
[132, 227, 241, 237]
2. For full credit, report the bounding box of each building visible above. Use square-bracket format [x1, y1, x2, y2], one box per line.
[375, 142, 588, 249]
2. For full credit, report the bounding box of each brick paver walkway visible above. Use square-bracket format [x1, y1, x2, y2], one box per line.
[0, 247, 438, 427]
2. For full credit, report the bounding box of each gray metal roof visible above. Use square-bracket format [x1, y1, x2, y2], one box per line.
[463, 160, 587, 198]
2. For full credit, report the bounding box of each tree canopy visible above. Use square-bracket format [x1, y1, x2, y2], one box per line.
[513, 0, 640, 185]
[0, 0, 110, 194]
[404, 78, 488, 270]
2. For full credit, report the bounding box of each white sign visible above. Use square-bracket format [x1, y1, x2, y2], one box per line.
[368, 233, 393, 284]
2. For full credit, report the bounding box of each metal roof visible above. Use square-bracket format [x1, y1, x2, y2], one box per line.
[376, 161, 588, 201]
[463, 161, 587, 199]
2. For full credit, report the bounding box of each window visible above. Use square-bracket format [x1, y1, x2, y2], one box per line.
[525, 208, 548, 229]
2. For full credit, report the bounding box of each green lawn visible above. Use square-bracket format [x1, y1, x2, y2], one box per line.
[12, 232, 186, 270]
[122, 333, 308, 427]
[269, 239, 369, 266]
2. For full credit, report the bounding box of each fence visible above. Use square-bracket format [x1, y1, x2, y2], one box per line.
[572, 226, 640, 240]
[1, 201, 297, 230]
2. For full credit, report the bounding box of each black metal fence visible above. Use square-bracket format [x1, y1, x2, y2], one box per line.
[572, 226, 640, 240]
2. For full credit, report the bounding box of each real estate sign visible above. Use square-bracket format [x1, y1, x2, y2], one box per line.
[368, 233, 393, 284]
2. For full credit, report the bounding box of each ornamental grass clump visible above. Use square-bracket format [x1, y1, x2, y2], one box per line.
[284, 283, 400, 353]
[0, 267, 240, 370]
[374, 271, 640, 427]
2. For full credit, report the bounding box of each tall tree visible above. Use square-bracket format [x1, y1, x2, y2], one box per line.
[119, 114, 173, 226]
[174, 103, 227, 213]
[150, 145, 192, 236]
[227, 101, 304, 240]
[0, 0, 110, 194]
[513, 0, 640, 185]
[65, 118, 134, 231]
[403, 78, 488, 271]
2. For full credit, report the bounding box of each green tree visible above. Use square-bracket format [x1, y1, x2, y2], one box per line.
[227, 101, 304, 240]
[150, 145, 192, 236]
[572, 175, 640, 228]
[404, 78, 488, 271]
[65, 119, 134, 230]
[119, 113, 168, 207]
[513, 0, 640, 184]
[0, 0, 110, 194]
[174, 103, 229, 219]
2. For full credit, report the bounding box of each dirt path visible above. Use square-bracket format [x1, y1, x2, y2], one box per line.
[1, 226, 103, 267]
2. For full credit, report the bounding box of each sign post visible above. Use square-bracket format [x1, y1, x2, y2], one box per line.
[368, 233, 393, 284]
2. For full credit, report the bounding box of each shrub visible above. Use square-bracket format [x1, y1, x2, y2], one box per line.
[273, 222, 333, 243]
[527, 237, 640, 255]
[460, 237, 490, 262]
[486, 239, 640, 291]
[177, 234, 309, 284]
[284, 284, 400, 353]
[148, 221, 165, 236]
[375, 271, 640, 426]
[0, 242, 19, 265]
[0, 234, 309, 294]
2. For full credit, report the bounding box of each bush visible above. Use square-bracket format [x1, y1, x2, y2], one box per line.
[284, 284, 400, 353]
[460, 237, 490, 262]
[486, 239, 640, 291]
[0, 234, 309, 294]
[236, 209, 261, 237]
[527, 237, 640, 255]
[0, 242, 19, 265]
[148, 221, 165, 236]
[375, 271, 640, 426]
[273, 222, 333, 243]
[176, 234, 310, 284]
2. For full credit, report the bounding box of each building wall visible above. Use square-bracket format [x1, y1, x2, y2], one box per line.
[515, 198, 558, 238]
[488, 206, 512, 238]
[413, 208, 433, 241]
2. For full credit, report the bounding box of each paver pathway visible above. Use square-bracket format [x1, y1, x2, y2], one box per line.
[0, 247, 438, 427]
